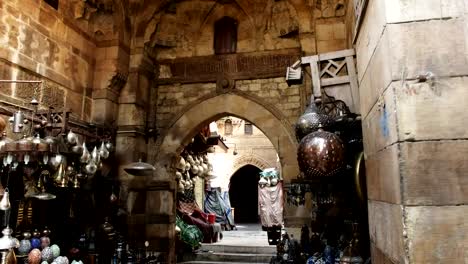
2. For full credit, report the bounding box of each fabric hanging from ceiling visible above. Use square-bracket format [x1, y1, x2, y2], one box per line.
[204, 187, 235, 229]
[258, 181, 284, 227]
[222, 191, 235, 228]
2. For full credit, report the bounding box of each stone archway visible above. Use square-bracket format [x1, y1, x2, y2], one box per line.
[230, 154, 273, 178]
[154, 92, 299, 182]
[229, 164, 263, 223]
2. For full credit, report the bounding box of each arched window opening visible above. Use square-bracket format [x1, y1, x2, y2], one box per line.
[225, 119, 233, 135]
[244, 122, 253, 135]
[214, 17, 238, 54]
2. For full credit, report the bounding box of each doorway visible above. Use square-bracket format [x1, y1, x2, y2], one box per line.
[229, 165, 261, 223]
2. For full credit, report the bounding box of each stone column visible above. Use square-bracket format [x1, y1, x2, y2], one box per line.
[356, 0, 468, 263]
[92, 45, 130, 124]
[115, 51, 153, 206]
[115, 50, 178, 263]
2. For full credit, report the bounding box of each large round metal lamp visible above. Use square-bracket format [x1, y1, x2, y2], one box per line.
[297, 126, 345, 178]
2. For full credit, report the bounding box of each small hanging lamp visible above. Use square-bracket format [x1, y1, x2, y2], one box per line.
[0, 189, 11, 211]
[124, 159, 155, 176]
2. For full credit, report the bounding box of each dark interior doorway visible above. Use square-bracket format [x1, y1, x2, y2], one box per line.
[229, 165, 261, 223]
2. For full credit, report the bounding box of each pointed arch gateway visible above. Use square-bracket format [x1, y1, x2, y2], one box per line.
[230, 154, 273, 178]
[154, 92, 299, 182]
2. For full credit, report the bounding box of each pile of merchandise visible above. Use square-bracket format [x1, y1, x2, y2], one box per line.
[175, 154, 213, 194]
[15, 228, 78, 264]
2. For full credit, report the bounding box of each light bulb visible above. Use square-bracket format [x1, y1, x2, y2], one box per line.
[24, 154, 30, 165]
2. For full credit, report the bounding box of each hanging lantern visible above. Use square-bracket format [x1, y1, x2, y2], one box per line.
[297, 127, 345, 178]
[295, 98, 334, 141]
[0, 189, 11, 211]
[80, 143, 90, 163]
[176, 156, 186, 170]
[98, 142, 109, 159]
[66, 130, 78, 145]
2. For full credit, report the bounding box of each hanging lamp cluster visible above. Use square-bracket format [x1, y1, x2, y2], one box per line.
[0, 80, 114, 202]
[175, 153, 213, 193]
[295, 97, 345, 179]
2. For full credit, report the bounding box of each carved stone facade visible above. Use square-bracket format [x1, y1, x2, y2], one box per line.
[2, 0, 465, 263]
[0, 0, 358, 262]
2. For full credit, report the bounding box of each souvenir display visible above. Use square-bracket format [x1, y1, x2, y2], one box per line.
[287, 92, 369, 263]
[41, 247, 54, 262]
[28, 249, 41, 264]
[50, 244, 60, 259]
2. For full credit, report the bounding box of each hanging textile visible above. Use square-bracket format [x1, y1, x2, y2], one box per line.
[222, 191, 235, 228]
[204, 188, 235, 229]
[177, 188, 218, 243]
[259, 181, 284, 227]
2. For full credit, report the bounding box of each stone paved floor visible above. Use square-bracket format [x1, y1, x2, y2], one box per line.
[211, 223, 273, 247]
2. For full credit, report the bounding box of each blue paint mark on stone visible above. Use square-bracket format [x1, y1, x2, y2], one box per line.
[379, 106, 389, 138]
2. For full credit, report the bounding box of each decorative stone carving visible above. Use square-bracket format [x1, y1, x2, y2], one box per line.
[152, 11, 179, 48]
[157, 48, 300, 84]
[93, 13, 116, 41]
[72, 0, 116, 40]
[108, 72, 128, 92]
[315, 0, 346, 18]
[216, 76, 235, 93]
[268, 0, 299, 38]
[231, 154, 272, 175]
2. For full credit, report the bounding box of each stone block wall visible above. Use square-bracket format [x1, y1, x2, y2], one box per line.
[0, 0, 97, 120]
[236, 78, 303, 126]
[140, 0, 352, 59]
[356, 0, 468, 263]
[155, 78, 303, 136]
[155, 82, 217, 132]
